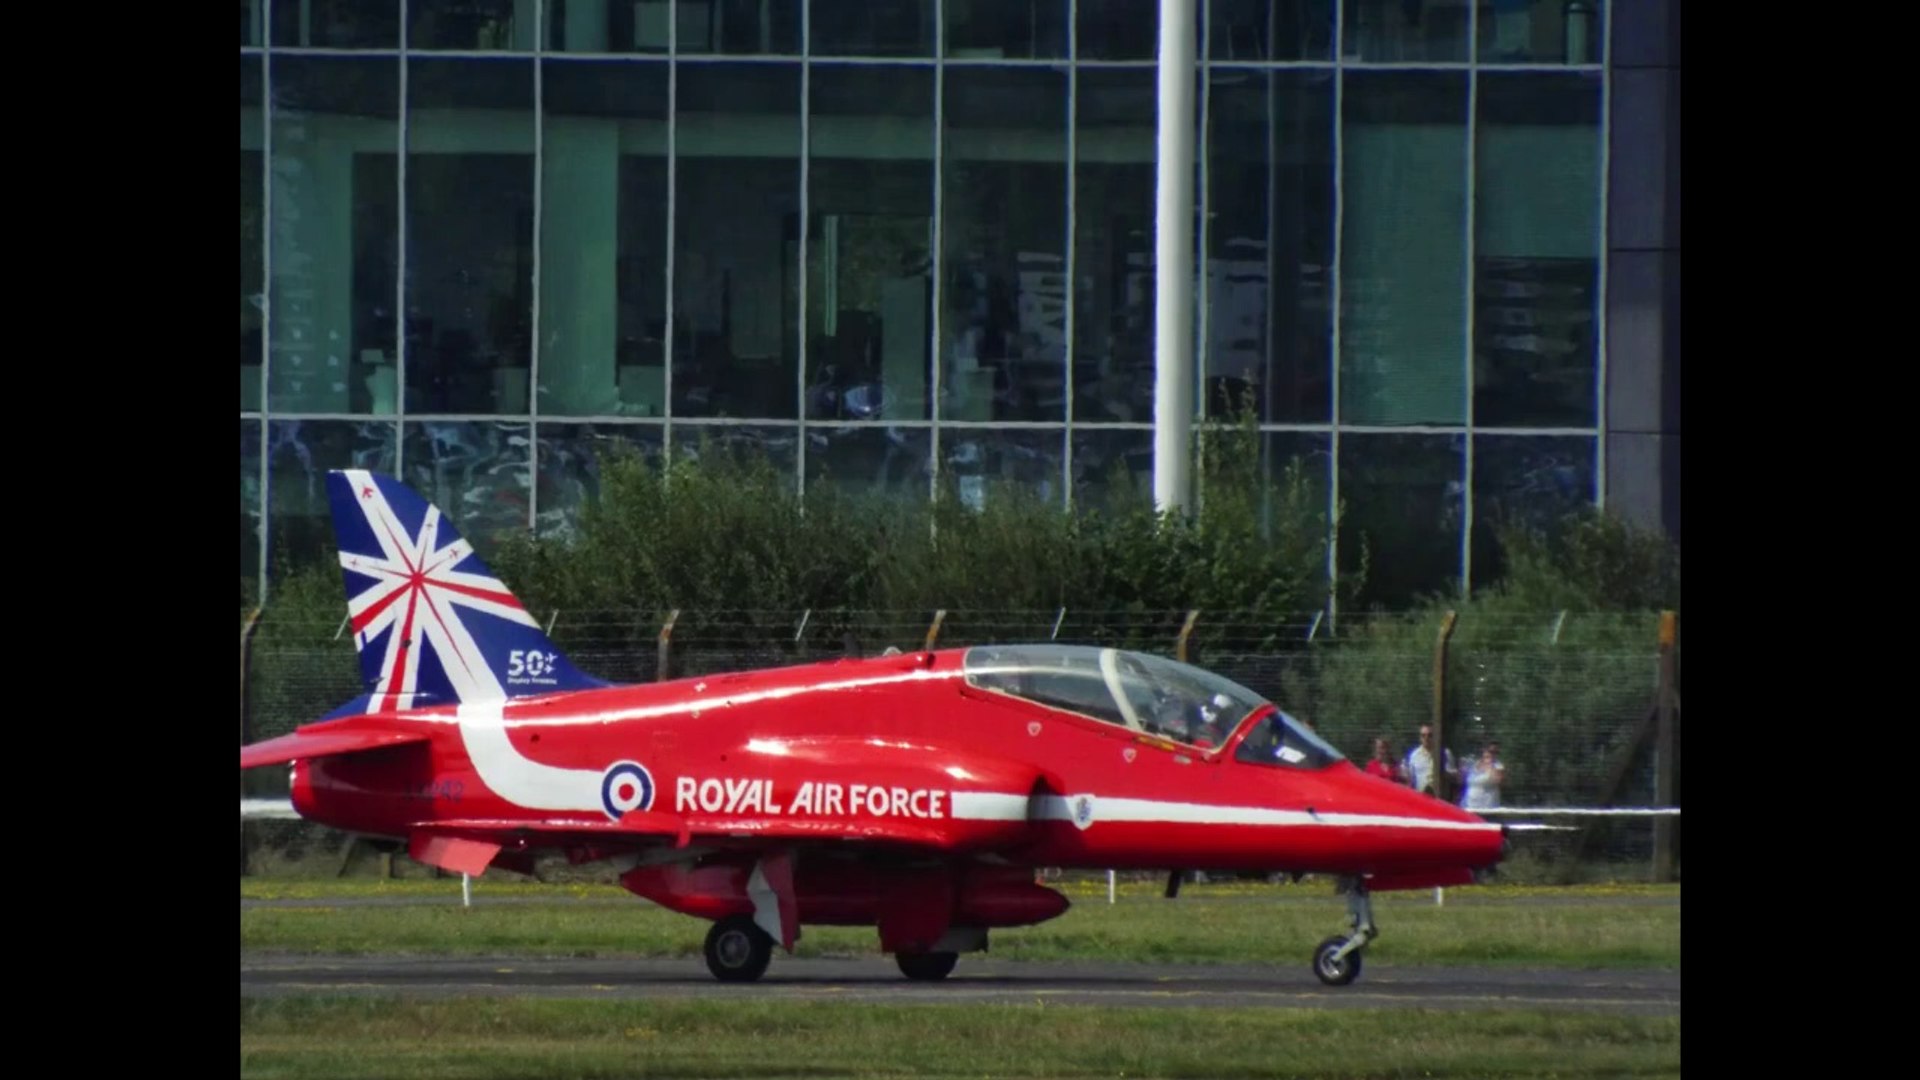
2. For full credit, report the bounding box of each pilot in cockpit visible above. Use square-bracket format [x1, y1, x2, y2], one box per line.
[1191, 692, 1235, 749]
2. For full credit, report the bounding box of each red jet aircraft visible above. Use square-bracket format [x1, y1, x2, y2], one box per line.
[240, 470, 1509, 986]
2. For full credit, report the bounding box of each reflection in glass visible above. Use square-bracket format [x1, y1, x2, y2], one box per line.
[942, 68, 1067, 424]
[268, 57, 399, 415]
[1340, 72, 1467, 426]
[272, 0, 399, 48]
[676, 423, 800, 483]
[811, 0, 934, 56]
[540, 60, 670, 417]
[242, 56, 265, 412]
[807, 65, 934, 423]
[1474, 74, 1601, 429]
[266, 420, 400, 571]
[940, 428, 1066, 511]
[1208, 0, 1334, 61]
[1340, 0, 1468, 62]
[1073, 69, 1159, 425]
[1471, 435, 1595, 591]
[410, 0, 532, 49]
[1077, 0, 1162, 59]
[535, 422, 666, 537]
[1338, 434, 1465, 607]
[806, 426, 930, 497]
[406, 59, 536, 415]
[1071, 428, 1154, 512]
[675, 63, 801, 419]
[242, 419, 263, 602]
[679, 0, 801, 54]
[1206, 69, 1334, 424]
[1478, 0, 1605, 64]
[948, 0, 1068, 58]
[402, 421, 534, 551]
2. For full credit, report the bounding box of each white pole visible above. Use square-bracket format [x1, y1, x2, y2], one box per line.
[462, 873, 472, 908]
[1109, 869, 1116, 904]
[1153, 0, 1197, 516]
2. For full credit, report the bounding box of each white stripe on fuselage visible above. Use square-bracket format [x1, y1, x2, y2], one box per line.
[456, 700, 603, 812]
[953, 792, 1499, 832]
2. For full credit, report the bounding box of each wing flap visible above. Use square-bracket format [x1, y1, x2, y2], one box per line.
[239, 728, 431, 770]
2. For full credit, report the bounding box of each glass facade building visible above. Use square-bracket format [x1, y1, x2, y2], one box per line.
[240, 1, 1680, 607]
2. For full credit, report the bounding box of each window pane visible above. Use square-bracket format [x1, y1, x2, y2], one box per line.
[269, 57, 400, 414]
[243, 57, 265, 412]
[1478, 0, 1605, 64]
[1338, 434, 1464, 607]
[409, 0, 533, 49]
[678, 423, 800, 480]
[1262, 430, 1332, 538]
[243, 0, 261, 46]
[942, 68, 1067, 424]
[273, 0, 400, 48]
[805, 425, 929, 497]
[811, 0, 933, 57]
[1078, 0, 1170, 60]
[678, 0, 801, 54]
[1340, 72, 1467, 426]
[536, 421, 666, 537]
[948, 0, 1068, 59]
[1070, 428, 1153, 512]
[807, 64, 935, 423]
[941, 428, 1066, 511]
[1341, 0, 1467, 62]
[265, 419, 400, 573]
[1474, 73, 1601, 428]
[1471, 434, 1595, 591]
[402, 420, 534, 548]
[406, 59, 535, 415]
[1072, 68, 1160, 425]
[1206, 69, 1334, 424]
[242, 419, 263, 604]
[675, 63, 802, 419]
[539, 60, 670, 418]
[1208, 0, 1334, 61]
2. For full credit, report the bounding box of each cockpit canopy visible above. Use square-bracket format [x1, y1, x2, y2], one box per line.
[960, 644, 1346, 769]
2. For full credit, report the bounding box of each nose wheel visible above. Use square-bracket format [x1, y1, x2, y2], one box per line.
[1312, 877, 1376, 986]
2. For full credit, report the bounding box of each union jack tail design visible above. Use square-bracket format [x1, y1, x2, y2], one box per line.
[324, 469, 611, 715]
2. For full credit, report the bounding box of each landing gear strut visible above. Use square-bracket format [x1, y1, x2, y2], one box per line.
[1312, 877, 1376, 986]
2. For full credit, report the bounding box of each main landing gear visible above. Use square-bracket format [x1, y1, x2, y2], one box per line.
[1311, 876, 1377, 987]
[704, 915, 774, 982]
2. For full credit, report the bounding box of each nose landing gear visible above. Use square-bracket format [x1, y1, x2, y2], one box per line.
[1312, 877, 1376, 986]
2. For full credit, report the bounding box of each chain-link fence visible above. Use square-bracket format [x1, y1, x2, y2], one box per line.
[241, 606, 1679, 881]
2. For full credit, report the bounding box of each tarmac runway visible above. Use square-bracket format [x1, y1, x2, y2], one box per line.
[240, 953, 1679, 1016]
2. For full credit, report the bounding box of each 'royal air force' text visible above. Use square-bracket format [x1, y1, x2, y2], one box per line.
[674, 777, 948, 819]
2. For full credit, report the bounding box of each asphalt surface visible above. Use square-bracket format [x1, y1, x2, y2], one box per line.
[240, 953, 1678, 1015]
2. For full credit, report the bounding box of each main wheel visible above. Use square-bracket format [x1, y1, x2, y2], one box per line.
[705, 915, 774, 982]
[1312, 934, 1362, 986]
[896, 950, 959, 981]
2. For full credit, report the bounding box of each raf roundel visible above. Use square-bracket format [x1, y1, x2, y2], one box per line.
[600, 761, 656, 821]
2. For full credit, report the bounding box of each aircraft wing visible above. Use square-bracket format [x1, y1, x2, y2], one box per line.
[240, 725, 431, 769]
[405, 810, 995, 876]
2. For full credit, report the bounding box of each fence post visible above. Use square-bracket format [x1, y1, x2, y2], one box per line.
[657, 609, 680, 682]
[1431, 610, 1459, 802]
[1176, 610, 1200, 662]
[240, 607, 263, 876]
[923, 609, 947, 652]
[1653, 611, 1679, 882]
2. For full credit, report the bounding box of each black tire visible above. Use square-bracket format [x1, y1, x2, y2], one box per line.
[705, 915, 774, 983]
[1312, 934, 1362, 986]
[896, 950, 959, 981]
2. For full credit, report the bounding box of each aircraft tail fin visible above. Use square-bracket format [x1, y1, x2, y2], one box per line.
[324, 469, 611, 713]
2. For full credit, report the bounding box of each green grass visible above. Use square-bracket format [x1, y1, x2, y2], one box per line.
[242, 879, 1679, 971]
[240, 996, 1680, 1079]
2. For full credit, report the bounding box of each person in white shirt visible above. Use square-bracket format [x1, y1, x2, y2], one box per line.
[1459, 742, 1506, 811]
[1403, 726, 1456, 798]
